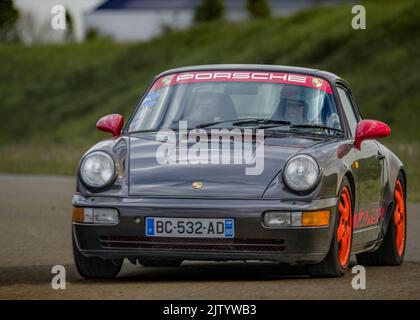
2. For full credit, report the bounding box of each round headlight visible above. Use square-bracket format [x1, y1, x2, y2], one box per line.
[283, 154, 320, 192]
[80, 151, 115, 188]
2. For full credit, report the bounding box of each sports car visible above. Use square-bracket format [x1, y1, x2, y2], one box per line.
[72, 65, 407, 278]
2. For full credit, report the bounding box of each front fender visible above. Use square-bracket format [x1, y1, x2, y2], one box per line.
[378, 143, 406, 205]
[76, 136, 129, 197]
[263, 139, 358, 200]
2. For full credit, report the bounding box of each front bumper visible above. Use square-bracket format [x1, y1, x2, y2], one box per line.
[72, 195, 338, 264]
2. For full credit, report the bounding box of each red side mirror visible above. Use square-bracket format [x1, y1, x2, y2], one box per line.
[96, 114, 124, 137]
[354, 119, 391, 150]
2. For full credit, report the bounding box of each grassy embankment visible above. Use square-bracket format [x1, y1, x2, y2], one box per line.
[0, 0, 419, 199]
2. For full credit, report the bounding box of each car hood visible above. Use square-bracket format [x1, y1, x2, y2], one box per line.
[128, 133, 322, 198]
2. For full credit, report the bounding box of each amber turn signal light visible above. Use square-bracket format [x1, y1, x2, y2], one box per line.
[72, 207, 84, 223]
[302, 210, 330, 227]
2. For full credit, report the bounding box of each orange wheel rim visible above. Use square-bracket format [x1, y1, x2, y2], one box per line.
[337, 186, 352, 267]
[394, 180, 405, 256]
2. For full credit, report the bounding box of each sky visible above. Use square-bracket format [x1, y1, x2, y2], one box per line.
[14, 0, 103, 41]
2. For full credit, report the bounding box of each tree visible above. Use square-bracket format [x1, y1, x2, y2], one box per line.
[194, 0, 225, 23]
[247, 0, 271, 19]
[85, 27, 99, 41]
[0, 0, 19, 29]
[65, 8, 74, 41]
[0, 0, 19, 42]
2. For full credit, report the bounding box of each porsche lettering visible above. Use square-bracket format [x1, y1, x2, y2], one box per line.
[175, 72, 307, 83]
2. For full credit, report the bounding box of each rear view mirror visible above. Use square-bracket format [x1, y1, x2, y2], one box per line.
[354, 119, 391, 150]
[96, 114, 124, 137]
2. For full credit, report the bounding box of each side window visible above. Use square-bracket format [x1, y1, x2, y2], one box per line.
[337, 87, 359, 137]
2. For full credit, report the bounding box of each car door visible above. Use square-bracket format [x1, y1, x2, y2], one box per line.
[337, 86, 384, 232]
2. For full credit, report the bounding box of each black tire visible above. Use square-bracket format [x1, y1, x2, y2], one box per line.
[73, 236, 123, 279]
[356, 173, 406, 266]
[307, 177, 353, 277]
[139, 257, 183, 267]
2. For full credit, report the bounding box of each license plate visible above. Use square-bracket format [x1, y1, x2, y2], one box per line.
[145, 217, 234, 238]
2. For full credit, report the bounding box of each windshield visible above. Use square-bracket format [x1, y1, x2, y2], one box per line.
[128, 71, 342, 135]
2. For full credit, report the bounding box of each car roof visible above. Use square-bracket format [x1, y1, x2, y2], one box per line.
[157, 64, 346, 84]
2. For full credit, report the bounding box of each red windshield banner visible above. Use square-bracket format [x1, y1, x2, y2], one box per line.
[151, 71, 333, 94]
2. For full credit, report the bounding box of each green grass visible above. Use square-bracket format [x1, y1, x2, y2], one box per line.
[0, 144, 84, 175]
[0, 0, 419, 199]
[384, 142, 420, 202]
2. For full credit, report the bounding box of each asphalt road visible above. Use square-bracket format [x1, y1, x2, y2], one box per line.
[0, 174, 419, 300]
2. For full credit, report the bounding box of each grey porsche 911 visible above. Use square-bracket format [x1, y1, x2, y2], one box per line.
[72, 65, 406, 278]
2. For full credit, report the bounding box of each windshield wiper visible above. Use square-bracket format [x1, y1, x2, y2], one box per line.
[232, 118, 291, 127]
[130, 127, 194, 134]
[195, 118, 291, 129]
[129, 129, 162, 134]
[194, 119, 242, 129]
[290, 124, 344, 135]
